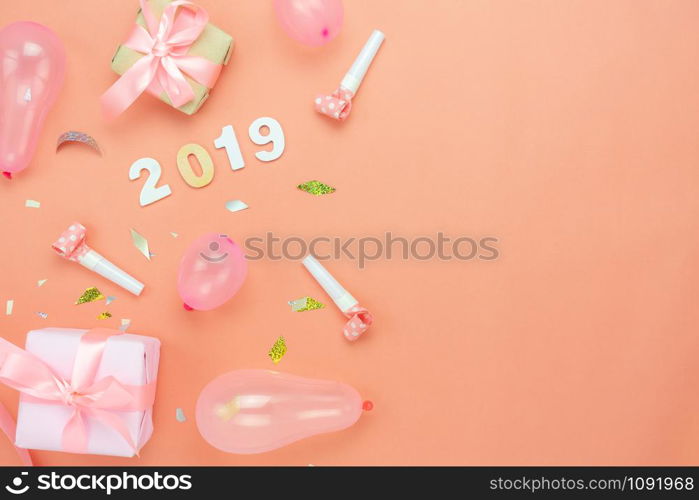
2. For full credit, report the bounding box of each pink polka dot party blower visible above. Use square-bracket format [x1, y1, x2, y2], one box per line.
[315, 29, 385, 121]
[302, 255, 373, 341]
[52, 222, 144, 296]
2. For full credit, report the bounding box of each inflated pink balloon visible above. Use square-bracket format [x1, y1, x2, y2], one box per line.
[273, 0, 343, 46]
[196, 369, 364, 454]
[177, 233, 247, 311]
[0, 22, 65, 179]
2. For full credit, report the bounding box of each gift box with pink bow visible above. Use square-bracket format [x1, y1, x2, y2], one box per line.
[0, 328, 160, 458]
[102, 0, 233, 118]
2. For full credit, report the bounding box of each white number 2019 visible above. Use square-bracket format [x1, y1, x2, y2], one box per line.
[130, 117, 285, 206]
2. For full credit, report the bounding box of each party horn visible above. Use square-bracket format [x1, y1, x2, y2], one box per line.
[302, 255, 373, 341]
[314, 29, 385, 121]
[52, 222, 144, 295]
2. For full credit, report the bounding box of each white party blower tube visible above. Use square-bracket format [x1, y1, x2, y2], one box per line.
[302, 255, 357, 312]
[78, 249, 144, 296]
[340, 29, 385, 95]
[52, 222, 144, 296]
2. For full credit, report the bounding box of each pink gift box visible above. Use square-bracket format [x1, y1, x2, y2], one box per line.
[13, 328, 160, 457]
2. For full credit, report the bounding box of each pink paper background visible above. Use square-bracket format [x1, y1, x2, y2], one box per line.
[0, 0, 698, 465]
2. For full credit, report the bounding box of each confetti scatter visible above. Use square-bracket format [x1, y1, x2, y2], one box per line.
[106, 296, 117, 305]
[297, 180, 336, 195]
[56, 131, 101, 155]
[5, 300, 13, 315]
[35, 312, 48, 320]
[175, 408, 187, 423]
[268, 336, 287, 364]
[119, 318, 131, 332]
[170, 232, 179, 238]
[97, 311, 112, 320]
[225, 199, 249, 213]
[214, 398, 239, 421]
[25, 200, 41, 208]
[37, 279, 48, 287]
[75, 287, 104, 305]
[289, 296, 325, 312]
[130, 228, 151, 261]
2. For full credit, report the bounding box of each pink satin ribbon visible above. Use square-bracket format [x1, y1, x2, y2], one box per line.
[315, 87, 354, 121]
[51, 222, 91, 262]
[0, 329, 155, 455]
[101, 0, 222, 118]
[342, 304, 373, 341]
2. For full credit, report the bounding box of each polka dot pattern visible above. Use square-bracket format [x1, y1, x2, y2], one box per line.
[52, 222, 91, 262]
[342, 304, 373, 342]
[314, 87, 354, 121]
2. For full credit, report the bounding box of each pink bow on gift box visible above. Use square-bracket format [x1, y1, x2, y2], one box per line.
[101, 0, 222, 118]
[0, 329, 155, 455]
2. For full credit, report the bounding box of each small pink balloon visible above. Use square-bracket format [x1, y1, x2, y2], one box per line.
[273, 0, 344, 46]
[196, 369, 363, 454]
[0, 22, 65, 179]
[177, 233, 247, 311]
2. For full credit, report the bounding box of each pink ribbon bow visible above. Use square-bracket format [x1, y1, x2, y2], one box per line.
[51, 222, 91, 262]
[101, 0, 222, 119]
[342, 304, 373, 341]
[315, 87, 354, 121]
[0, 329, 155, 455]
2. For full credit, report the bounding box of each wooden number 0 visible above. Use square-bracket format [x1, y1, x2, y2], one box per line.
[177, 143, 215, 188]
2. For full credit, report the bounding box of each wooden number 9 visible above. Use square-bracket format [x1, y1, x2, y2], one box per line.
[177, 143, 215, 188]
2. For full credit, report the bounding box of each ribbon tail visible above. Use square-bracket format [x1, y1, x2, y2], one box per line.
[100, 54, 159, 120]
[62, 409, 89, 454]
[0, 402, 32, 466]
[89, 408, 140, 456]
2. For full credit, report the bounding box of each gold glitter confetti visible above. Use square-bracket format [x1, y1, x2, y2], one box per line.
[75, 287, 104, 305]
[25, 200, 41, 208]
[97, 311, 112, 320]
[297, 180, 336, 195]
[56, 131, 101, 155]
[289, 296, 325, 312]
[268, 336, 287, 364]
[35, 312, 48, 319]
[130, 228, 151, 261]
[214, 397, 240, 421]
[37, 279, 48, 287]
[225, 199, 249, 212]
[5, 300, 13, 315]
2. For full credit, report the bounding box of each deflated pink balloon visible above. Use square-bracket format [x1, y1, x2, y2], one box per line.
[0, 22, 65, 179]
[273, 0, 343, 46]
[196, 369, 363, 454]
[177, 233, 247, 311]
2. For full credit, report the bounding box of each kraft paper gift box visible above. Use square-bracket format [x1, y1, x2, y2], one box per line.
[13, 328, 160, 457]
[110, 0, 234, 115]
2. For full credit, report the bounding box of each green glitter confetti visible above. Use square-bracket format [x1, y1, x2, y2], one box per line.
[289, 296, 325, 312]
[268, 336, 287, 364]
[75, 287, 105, 305]
[97, 311, 112, 320]
[297, 180, 336, 195]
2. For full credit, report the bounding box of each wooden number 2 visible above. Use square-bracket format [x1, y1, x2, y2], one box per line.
[128, 157, 172, 206]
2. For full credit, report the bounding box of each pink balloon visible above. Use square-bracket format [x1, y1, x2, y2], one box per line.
[0, 22, 65, 179]
[196, 369, 363, 454]
[273, 0, 343, 46]
[177, 233, 248, 311]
